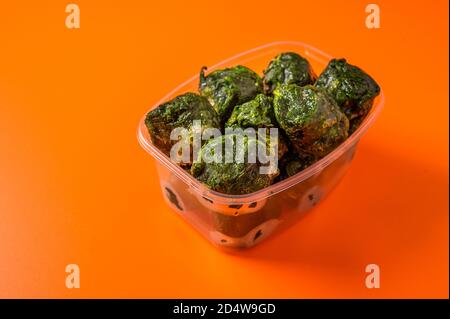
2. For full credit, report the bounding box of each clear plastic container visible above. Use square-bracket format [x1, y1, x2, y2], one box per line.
[137, 41, 384, 250]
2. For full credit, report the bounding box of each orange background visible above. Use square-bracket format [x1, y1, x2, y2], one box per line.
[0, 0, 448, 298]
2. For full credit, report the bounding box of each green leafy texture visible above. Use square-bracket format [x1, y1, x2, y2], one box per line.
[263, 52, 317, 94]
[225, 94, 275, 129]
[315, 58, 380, 133]
[191, 134, 278, 195]
[273, 84, 349, 158]
[225, 94, 288, 159]
[199, 65, 263, 124]
[145, 92, 220, 164]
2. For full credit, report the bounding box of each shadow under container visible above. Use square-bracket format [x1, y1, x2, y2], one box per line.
[137, 41, 384, 250]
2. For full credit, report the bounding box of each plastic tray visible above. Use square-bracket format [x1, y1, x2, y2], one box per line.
[137, 41, 384, 250]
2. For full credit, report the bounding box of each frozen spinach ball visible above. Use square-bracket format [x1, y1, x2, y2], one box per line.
[199, 65, 263, 123]
[315, 58, 380, 133]
[225, 94, 275, 129]
[263, 52, 316, 94]
[145, 92, 220, 164]
[191, 134, 278, 195]
[273, 84, 349, 158]
[225, 94, 288, 159]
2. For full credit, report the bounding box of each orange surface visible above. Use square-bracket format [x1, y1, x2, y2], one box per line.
[0, 0, 448, 298]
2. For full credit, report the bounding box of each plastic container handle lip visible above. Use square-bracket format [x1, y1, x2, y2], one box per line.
[137, 41, 385, 204]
